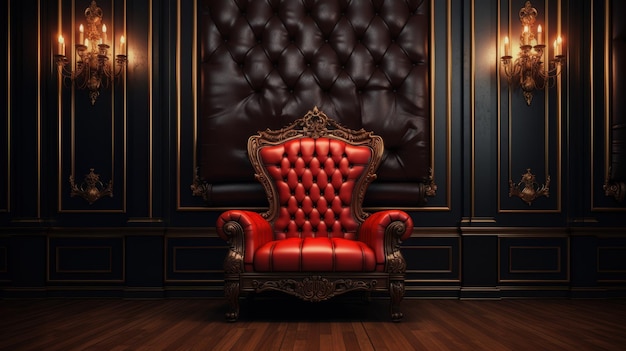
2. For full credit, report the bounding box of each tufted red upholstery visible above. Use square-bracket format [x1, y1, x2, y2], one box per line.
[199, 0, 431, 207]
[261, 137, 370, 240]
[254, 237, 376, 272]
[251, 136, 380, 273]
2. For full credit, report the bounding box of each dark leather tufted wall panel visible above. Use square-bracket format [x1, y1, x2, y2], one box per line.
[611, 0, 626, 183]
[199, 0, 430, 207]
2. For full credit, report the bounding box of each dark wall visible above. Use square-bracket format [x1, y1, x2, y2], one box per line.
[0, 0, 624, 299]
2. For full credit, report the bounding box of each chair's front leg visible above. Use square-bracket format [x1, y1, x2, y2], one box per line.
[390, 279, 405, 322]
[384, 219, 409, 322]
[224, 280, 240, 322]
[218, 218, 247, 322]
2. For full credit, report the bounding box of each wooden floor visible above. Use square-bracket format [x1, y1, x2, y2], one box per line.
[1, 297, 625, 351]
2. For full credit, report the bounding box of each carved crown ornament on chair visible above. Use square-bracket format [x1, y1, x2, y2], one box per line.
[214, 107, 414, 321]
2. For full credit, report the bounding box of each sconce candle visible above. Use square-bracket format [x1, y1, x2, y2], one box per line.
[537, 25, 542, 45]
[79, 24, 84, 45]
[503, 36, 510, 57]
[57, 35, 65, 55]
[101, 24, 107, 45]
[522, 25, 530, 45]
[120, 35, 126, 55]
[555, 36, 563, 56]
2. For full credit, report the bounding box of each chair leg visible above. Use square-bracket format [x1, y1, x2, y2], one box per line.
[390, 280, 405, 322]
[224, 281, 240, 322]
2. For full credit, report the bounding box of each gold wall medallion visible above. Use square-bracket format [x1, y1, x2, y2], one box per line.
[69, 168, 113, 204]
[509, 168, 550, 205]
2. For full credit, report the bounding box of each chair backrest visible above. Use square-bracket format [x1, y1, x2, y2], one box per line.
[248, 107, 384, 240]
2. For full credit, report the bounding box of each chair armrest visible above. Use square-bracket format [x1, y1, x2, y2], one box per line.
[216, 210, 274, 272]
[358, 210, 413, 272]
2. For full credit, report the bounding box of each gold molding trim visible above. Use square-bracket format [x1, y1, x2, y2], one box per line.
[508, 246, 561, 273]
[592, 0, 626, 210]
[424, 0, 452, 212]
[600, 1, 625, 205]
[603, 0, 611, 199]
[509, 168, 550, 205]
[497, 285, 570, 290]
[3, 0, 10, 213]
[55, 246, 113, 273]
[148, 0, 154, 218]
[405, 246, 454, 273]
[471, 0, 475, 218]
[466, 227, 569, 236]
[172, 246, 220, 274]
[37, 0, 42, 218]
[46, 236, 126, 283]
[164, 240, 226, 282]
[176, 0, 204, 211]
[498, 236, 570, 283]
[597, 246, 626, 273]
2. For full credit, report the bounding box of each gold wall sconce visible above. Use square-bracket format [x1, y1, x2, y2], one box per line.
[54, 0, 127, 105]
[500, 1, 565, 105]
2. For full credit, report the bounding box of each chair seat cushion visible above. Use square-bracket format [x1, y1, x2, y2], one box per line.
[253, 237, 376, 272]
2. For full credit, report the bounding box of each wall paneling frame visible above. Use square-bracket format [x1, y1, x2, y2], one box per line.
[195, 0, 437, 210]
[602, 0, 626, 203]
[497, 0, 563, 213]
[55, 0, 127, 213]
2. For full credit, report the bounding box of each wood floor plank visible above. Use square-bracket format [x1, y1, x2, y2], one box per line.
[1, 298, 625, 350]
[350, 322, 376, 351]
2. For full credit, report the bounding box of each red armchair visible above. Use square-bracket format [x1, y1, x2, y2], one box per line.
[216, 107, 413, 321]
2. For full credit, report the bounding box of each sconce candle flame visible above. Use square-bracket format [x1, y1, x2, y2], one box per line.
[500, 1, 565, 105]
[54, 0, 126, 105]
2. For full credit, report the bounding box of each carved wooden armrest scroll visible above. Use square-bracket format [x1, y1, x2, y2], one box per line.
[384, 221, 408, 274]
[220, 221, 245, 274]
